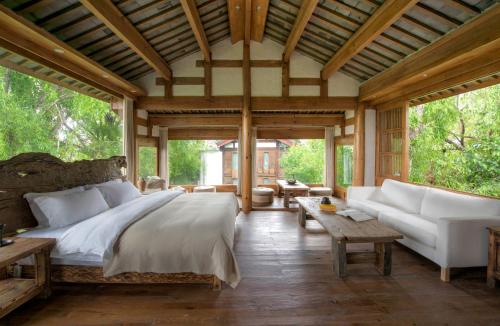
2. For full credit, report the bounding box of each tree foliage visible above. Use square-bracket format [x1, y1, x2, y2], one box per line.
[168, 140, 207, 184]
[409, 84, 500, 197]
[280, 139, 325, 183]
[0, 67, 122, 161]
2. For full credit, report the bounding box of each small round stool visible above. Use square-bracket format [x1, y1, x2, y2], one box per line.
[193, 185, 216, 193]
[252, 187, 274, 206]
[309, 187, 332, 196]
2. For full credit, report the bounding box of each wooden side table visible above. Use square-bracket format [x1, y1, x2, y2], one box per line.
[487, 227, 500, 288]
[0, 237, 55, 318]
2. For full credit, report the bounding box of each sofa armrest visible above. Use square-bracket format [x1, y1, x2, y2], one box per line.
[437, 216, 500, 268]
[347, 186, 380, 201]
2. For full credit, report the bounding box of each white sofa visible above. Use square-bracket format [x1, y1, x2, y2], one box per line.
[347, 179, 500, 281]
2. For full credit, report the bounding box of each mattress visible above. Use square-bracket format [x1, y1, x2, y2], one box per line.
[18, 226, 102, 266]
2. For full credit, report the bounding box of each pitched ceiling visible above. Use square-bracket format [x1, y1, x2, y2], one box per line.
[0, 0, 496, 101]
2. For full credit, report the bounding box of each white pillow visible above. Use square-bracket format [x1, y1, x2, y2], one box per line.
[94, 181, 141, 208]
[33, 188, 109, 228]
[381, 179, 428, 214]
[84, 178, 123, 190]
[24, 186, 85, 227]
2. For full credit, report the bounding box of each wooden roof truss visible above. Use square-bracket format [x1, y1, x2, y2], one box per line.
[0, 0, 497, 105]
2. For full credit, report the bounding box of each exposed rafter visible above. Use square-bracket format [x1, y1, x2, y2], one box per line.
[360, 4, 500, 103]
[321, 0, 418, 80]
[0, 3, 144, 98]
[227, 0, 244, 44]
[251, 0, 269, 42]
[180, 0, 211, 63]
[283, 0, 318, 62]
[80, 0, 172, 80]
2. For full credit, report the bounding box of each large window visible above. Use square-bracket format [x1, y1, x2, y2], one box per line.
[168, 139, 238, 185]
[335, 144, 353, 188]
[138, 146, 157, 178]
[255, 139, 324, 185]
[0, 67, 122, 161]
[409, 84, 499, 197]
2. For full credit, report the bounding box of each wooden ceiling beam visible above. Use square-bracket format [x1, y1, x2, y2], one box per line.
[136, 96, 357, 112]
[80, 0, 172, 80]
[0, 4, 143, 97]
[227, 0, 245, 44]
[372, 53, 500, 105]
[0, 52, 111, 101]
[321, 0, 418, 79]
[244, 0, 252, 44]
[283, 0, 319, 62]
[360, 4, 500, 103]
[180, 0, 211, 62]
[251, 0, 269, 42]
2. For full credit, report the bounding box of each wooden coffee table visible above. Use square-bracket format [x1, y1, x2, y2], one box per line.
[277, 180, 309, 208]
[295, 197, 402, 278]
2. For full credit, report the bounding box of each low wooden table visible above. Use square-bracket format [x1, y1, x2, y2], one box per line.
[295, 197, 402, 278]
[0, 237, 55, 318]
[277, 180, 310, 208]
[487, 226, 500, 288]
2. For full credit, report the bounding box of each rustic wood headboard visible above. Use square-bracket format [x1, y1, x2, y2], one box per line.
[0, 153, 126, 234]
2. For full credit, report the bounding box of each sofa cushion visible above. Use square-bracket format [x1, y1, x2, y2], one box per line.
[421, 188, 500, 219]
[381, 179, 428, 214]
[348, 198, 402, 217]
[379, 211, 438, 248]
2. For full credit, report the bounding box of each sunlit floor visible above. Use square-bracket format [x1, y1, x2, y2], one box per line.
[6, 210, 500, 325]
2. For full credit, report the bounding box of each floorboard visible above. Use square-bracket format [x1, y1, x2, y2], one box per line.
[5, 211, 500, 325]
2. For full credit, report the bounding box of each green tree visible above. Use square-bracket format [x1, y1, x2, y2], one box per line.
[409, 84, 500, 197]
[0, 66, 122, 162]
[280, 139, 325, 183]
[138, 147, 157, 178]
[168, 140, 207, 184]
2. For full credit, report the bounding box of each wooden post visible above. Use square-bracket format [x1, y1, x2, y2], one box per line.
[353, 102, 365, 186]
[241, 43, 252, 213]
[375, 242, 392, 276]
[401, 101, 409, 182]
[320, 78, 328, 97]
[282, 59, 289, 97]
[124, 97, 136, 184]
[298, 205, 306, 227]
[204, 56, 212, 99]
[164, 79, 172, 98]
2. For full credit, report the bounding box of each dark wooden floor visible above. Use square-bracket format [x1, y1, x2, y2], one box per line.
[5, 211, 500, 325]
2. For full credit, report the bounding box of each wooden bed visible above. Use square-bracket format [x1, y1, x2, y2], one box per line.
[0, 153, 221, 290]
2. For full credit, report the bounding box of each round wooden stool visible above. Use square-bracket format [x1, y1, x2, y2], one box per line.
[193, 185, 216, 193]
[252, 187, 274, 206]
[309, 187, 332, 196]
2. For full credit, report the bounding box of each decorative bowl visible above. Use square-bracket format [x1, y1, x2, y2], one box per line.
[286, 179, 297, 185]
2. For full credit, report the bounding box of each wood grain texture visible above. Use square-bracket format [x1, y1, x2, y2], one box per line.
[81, 0, 172, 80]
[0, 153, 126, 233]
[4, 210, 500, 324]
[321, 0, 418, 79]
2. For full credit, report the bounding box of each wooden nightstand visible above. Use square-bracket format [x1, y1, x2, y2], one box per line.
[487, 227, 500, 288]
[0, 237, 55, 318]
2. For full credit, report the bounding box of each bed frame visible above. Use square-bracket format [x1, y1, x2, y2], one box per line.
[0, 153, 221, 290]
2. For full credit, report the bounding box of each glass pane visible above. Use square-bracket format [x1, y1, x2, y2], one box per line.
[336, 145, 353, 188]
[269, 139, 324, 185]
[138, 146, 157, 178]
[168, 140, 238, 185]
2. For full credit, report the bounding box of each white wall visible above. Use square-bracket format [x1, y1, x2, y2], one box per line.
[133, 37, 359, 97]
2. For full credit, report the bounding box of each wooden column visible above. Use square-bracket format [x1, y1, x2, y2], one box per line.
[123, 97, 136, 184]
[159, 127, 168, 184]
[353, 102, 365, 186]
[164, 79, 172, 98]
[401, 101, 409, 182]
[320, 78, 328, 97]
[241, 43, 253, 213]
[204, 56, 212, 99]
[282, 59, 289, 97]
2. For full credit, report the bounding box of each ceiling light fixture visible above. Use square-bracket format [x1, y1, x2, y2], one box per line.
[102, 74, 109, 78]
[235, 4, 240, 10]
[53, 48, 64, 54]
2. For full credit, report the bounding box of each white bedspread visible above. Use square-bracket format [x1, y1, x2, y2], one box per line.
[56, 191, 241, 287]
